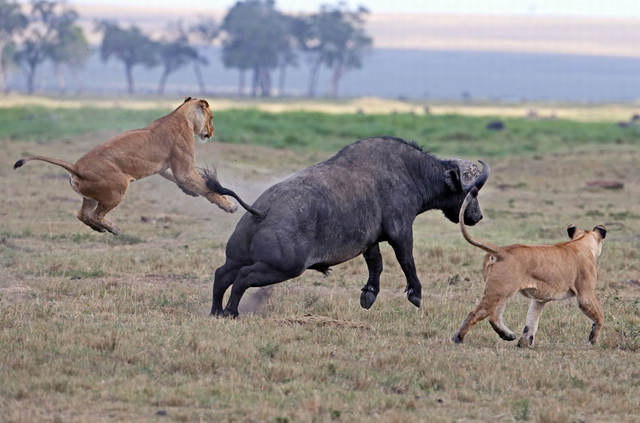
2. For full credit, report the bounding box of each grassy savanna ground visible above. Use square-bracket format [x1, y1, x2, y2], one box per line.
[1, 103, 640, 422]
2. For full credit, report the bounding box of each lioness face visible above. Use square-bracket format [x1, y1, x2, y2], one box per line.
[185, 97, 214, 142]
[196, 100, 214, 142]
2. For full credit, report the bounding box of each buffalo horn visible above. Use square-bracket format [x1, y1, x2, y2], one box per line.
[461, 160, 490, 193]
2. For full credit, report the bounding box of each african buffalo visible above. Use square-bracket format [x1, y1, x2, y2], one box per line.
[205, 136, 489, 317]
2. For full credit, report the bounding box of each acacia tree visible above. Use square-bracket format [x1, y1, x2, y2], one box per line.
[221, 0, 290, 97]
[1, 41, 18, 91]
[45, 22, 90, 93]
[96, 21, 158, 95]
[189, 17, 218, 95]
[275, 14, 301, 97]
[0, 0, 27, 92]
[14, 0, 78, 94]
[157, 32, 199, 95]
[300, 3, 371, 98]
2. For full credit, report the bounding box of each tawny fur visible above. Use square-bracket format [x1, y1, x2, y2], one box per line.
[13, 97, 237, 236]
[453, 187, 606, 347]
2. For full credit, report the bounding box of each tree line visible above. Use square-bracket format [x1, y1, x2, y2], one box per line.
[0, 0, 371, 97]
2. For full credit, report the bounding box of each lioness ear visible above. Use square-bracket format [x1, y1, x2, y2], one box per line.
[184, 96, 192, 103]
[567, 224, 578, 239]
[444, 169, 462, 192]
[199, 99, 209, 109]
[593, 225, 606, 240]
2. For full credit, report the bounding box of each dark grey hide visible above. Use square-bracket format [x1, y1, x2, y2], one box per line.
[207, 136, 489, 317]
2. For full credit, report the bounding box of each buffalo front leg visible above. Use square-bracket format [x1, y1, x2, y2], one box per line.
[518, 300, 546, 348]
[389, 232, 421, 308]
[223, 262, 302, 318]
[211, 260, 243, 316]
[360, 243, 383, 309]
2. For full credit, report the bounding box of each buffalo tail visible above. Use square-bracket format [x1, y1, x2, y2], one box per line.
[201, 167, 265, 218]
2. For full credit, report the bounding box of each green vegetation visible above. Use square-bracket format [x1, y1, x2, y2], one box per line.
[0, 107, 166, 141]
[3, 106, 639, 156]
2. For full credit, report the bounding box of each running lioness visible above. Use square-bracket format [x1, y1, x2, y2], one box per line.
[13, 97, 237, 235]
[452, 186, 606, 347]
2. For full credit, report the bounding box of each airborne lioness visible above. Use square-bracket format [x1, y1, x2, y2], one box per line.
[13, 97, 237, 235]
[452, 186, 606, 347]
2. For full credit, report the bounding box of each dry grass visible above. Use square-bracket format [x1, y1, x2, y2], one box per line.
[1, 134, 640, 422]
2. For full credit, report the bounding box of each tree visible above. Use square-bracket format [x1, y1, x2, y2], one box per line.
[157, 30, 199, 95]
[96, 21, 158, 95]
[0, 0, 27, 92]
[45, 22, 90, 93]
[1, 41, 18, 91]
[189, 17, 219, 95]
[221, 0, 290, 97]
[275, 14, 301, 97]
[14, 0, 79, 94]
[300, 3, 372, 98]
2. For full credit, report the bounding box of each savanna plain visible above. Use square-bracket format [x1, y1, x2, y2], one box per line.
[1, 99, 640, 422]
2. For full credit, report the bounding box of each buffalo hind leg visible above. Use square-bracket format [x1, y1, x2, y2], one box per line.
[360, 243, 383, 309]
[518, 300, 546, 348]
[389, 232, 421, 308]
[223, 262, 302, 318]
[211, 260, 243, 316]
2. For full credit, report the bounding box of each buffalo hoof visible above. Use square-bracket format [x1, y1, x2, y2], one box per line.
[222, 309, 239, 319]
[360, 290, 377, 309]
[210, 309, 224, 318]
[407, 294, 421, 308]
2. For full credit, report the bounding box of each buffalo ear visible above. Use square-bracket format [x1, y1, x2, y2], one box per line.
[184, 96, 193, 103]
[567, 224, 578, 239]
[444, 169, 462, 192]
[593, 225, 606, 240]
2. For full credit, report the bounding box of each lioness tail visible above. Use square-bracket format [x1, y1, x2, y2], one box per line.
[459, 187, 501, 255]
[201, 167, 265, 219]
[14, 156, 80, 177]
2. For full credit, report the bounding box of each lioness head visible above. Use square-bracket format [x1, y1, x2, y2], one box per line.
[184, 96, 214, 142]
[567, 224, 606, 258]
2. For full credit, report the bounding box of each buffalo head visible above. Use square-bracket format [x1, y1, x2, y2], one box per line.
[442, 159, 490, 225]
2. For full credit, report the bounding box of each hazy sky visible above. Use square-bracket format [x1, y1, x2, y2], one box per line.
[72, 0, 640, 18]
